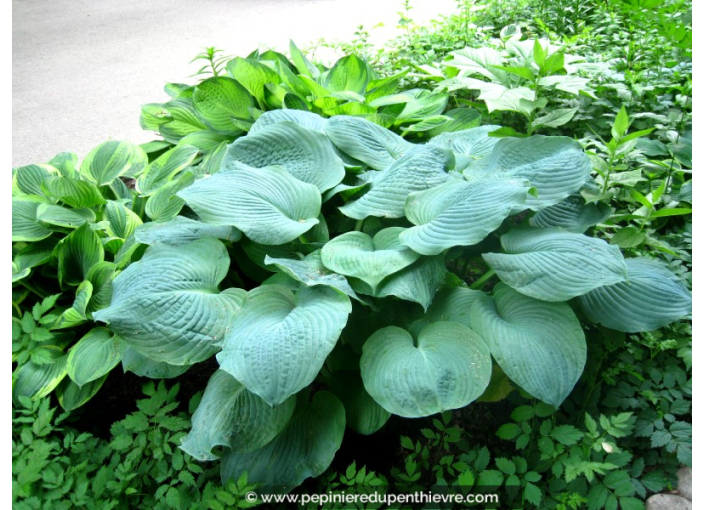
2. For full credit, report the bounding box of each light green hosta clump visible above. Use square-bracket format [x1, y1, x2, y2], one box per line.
[93, 110, 690, 491]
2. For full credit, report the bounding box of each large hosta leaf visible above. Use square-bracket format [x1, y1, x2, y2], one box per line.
[218, 285, 351, 405]
[177, 162, 321, 245]
[13, 163, 58, 196]
[192, 77, 254, 133]
[264, 251, 361, 301]
[578, 258, 692, 332]
[360, 322, 492, 418]
[41, 176, 106, 208]
[483, 227, 628, 302]
[464, 136, 591, 209]
[322, 55, 370, 94]
[80, 141, 147, 185]
[250, 109, 327, 133]
[66, 328, 126, 387]
[428, 125, 501, 171]
[339, 145, 453, 220]
[400, 179, 529, 255]
[93, 239, 245, 364]
[321, 228, 420, 293]
[121, 347, 190, 379]
[225, 122, 344, 192]
[220, 391, 345, 492]
[12, 198, 53, 242]
[12, 346, 67, 404]
[181, 370, 296, 461]
[135, 216, 241, 246]
[471, 284, 586, 407]
[529, 195, 612, 233]
[325, 116, 413, 170]
[425, 287, 485, 328]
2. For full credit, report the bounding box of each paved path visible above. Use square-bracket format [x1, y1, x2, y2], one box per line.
[13, 0, 456, 166]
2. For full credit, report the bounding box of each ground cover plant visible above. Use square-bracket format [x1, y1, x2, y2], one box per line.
[12, 0, 692, 507]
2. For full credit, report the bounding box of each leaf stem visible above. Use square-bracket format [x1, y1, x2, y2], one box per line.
[354, 219, 364, 232]
[469, 269, 496, 290]
[17, 280, 49, 299]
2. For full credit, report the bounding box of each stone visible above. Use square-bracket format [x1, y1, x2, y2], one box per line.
[646, 494, 692, 510]
[677, 467, 692, 501]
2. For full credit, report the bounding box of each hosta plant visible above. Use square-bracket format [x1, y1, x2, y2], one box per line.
[90, 109, 690, 492]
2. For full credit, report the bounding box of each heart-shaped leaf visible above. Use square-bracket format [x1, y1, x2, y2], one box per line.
[360, 322, 492, 417]
[578, 258, 692, 332]
[483, 227, 628, 302]
[218, 285, 351, 405]
[177, 162, 321, 245]
[93, 238, 245, 364]
[321, 227, 420, 293]
[471, 284, 586, 407]
[181, 370, 296, 461]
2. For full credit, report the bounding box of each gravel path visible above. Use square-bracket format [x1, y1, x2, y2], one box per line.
[12, 0, 456, 166]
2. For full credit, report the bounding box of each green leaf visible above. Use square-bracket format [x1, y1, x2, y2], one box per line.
[226, 121, 345, 193]
[610, 227, 646, 248]
[56, 375, 107, 411]
[400, 178, 529, 256]
[529, 195, 611, 233]
[217, 285, 351, 405]
[181, 370, 296, 460]
[41, 176, 106, 208]
[13, 164, 58, 196]
[227, 57, 281, 102]
[339, 145, 453, 220]
[471, 284, 586, 407]
[265, 250, 361, 302]
[533, 39, 546, 67]
[121, 347, 190, 379]
[322, 55, 370, 95]
[13, 346, 67, 404]
[612, 106, 630, 140]
[578, 258, 691, 332]
[360, 322, 491, 418]
[80, 141, 147, 185]
[396, 90, 449, 122]
[220, 391, 345, 492]
[178, 162, 321, 245]
[427, 108, 482, 137]
[550, 424, 584, 445]
[490, 65, 534, 81]
[12, 198, 53, 242]
[321, 227, 420, 293]
[144, 171, 194, 222]
[67, 328, 126, 386]
[104, 201, 142, 240]
[193, 77, 254, 133]
[57, 223, 105, 286]
[53, 280, 93, 328]
[329, 371, 391, 435]
[36, 204, 95, 229]
[49, 152, 79, 178]
[325, 115, 413, 170]
[135, 216, 241, 246]
[93, 239, 245, 364]
[159, 100, 208, 143]
[289, 40, 319, 79]
[136, 145, 199, 195]
[532, 108, 577, 129]
[483, 227, 628, 302]
[464, 136, 592, 209]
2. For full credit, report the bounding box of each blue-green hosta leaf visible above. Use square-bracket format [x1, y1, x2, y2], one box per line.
[13, 198, 53, 242]
[529, 195, 612, 233]
[265, 251, 361, 302]
[227, 57, 281, 102]
[104, 201, 142, 239]
[80, 141, 148, 185]
[360, 322, 492, 418]
[250, 109, 327, 133]
[330, 371, 390, 435]
[177, 163, 321, 245]
[325, 116, 414, 170]
[578, 258, 692, 332]
[225, 121, 344, 192]
[93, 239, 245, 364]
[121, 347, 190, 379]
[36, 204, 95, 229]
[321, 228, 420, 293]
[352, 255, 447, 311]
[471, 284, 586, 407]
[339, 145, 453, 220]
[192, 77, 254, 133]
[322, 55, 370, 95]
[483, 227, 628, 302]
[56, 375, 107, 412]
[400, 179, 529, 255]
[12, 346, 67, 404]
[67, 328, 126, 387]
[181, 370, 296, 461]
[428, 125, 501, 171]
[136, 145, 199, 195]
[41, 176, 106, 208]
[13, 164, 58, 197]
[220, 391, 345, 492]
[464, 136, 592, 209]
[217, 285, 351, 405]
[57, 223, 105, 286]
[425, 287, 485, 328]
[135, 216, 241, 246]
